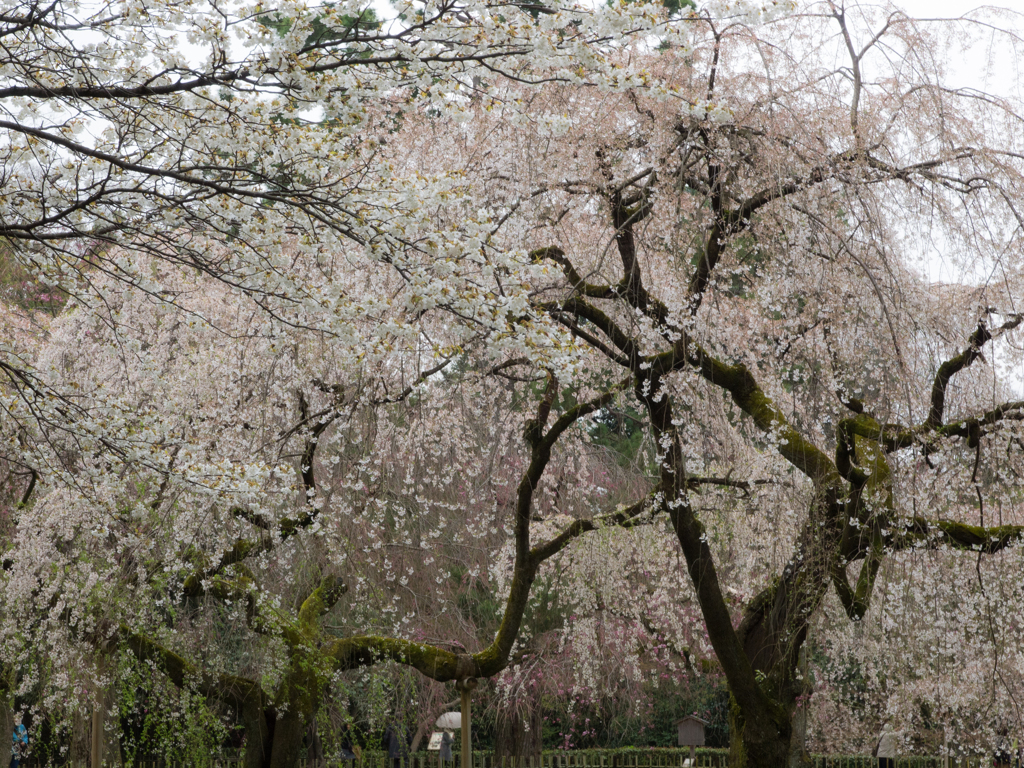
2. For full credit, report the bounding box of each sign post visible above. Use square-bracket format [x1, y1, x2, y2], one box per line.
[675, 715, 708, 766]
[458, 679, 477, 768]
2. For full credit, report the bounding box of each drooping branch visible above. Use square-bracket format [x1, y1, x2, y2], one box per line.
[120, 628, 265, 710]
[323, 489, 657, 683]
[153, 371, 640, 704]
[928, 315, 1023, 428]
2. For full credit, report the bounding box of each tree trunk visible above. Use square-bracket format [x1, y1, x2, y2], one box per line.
[91, 697, 104, 768]
[268, 711, 306, 768]
[493, 694, 542, 765]
[460, 684, 473, 768]
[728, 698, 792, 768]
[242, 703, 274, 768]
[240, 703, 311, 768]
[787, 647, 813, 768]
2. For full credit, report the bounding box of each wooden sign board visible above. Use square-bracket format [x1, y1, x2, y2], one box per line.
[427, 732, 444, 751]
[675, 715, 707, 747]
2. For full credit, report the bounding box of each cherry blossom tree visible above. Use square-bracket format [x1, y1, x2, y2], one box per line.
[413, 3, 1024, 765]
[8, 1, 1024, 767]
[0, 249, 660, 768]
[0, 0, 690, 760]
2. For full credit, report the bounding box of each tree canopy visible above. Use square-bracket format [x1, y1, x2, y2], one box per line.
[4, 1, 1024, 766]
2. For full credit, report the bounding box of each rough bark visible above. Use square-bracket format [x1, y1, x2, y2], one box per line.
[268, 711, 306, 768]
[493, 693, 542, 764]
[241, 701, 273, 768]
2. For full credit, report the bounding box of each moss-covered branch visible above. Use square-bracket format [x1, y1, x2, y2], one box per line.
[328, 488, 655, 682]
[687, 343, 840, 485]
[328, 636, 470, 679]
[203, 569, 272, 635]
[830, 516, 1024, 621]
[832, 536, 882, 621]
[182, 536, 273, 598]
[928, 322, 993, 428]
[830, 426, 895, 620]
[297, 574, 347, 635]
[181, 390, 345, 600]
[890, 517, 1024, 554]
[922, 314, 1022, 434]
[937, 400, 1024, 445]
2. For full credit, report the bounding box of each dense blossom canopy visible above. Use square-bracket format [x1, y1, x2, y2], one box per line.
[4, 0, 1024, 765]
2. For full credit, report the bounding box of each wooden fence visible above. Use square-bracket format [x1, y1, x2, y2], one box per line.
[125, 753, 730, 768]
[37, 749, 1001, 768]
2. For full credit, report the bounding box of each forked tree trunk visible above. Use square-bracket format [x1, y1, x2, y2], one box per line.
[724, 590, 815, 767]
[240, 703, 311, 768]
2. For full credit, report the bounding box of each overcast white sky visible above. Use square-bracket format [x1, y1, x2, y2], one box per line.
[857, 2, 1024, 286]
[890, 0, 1024, 97]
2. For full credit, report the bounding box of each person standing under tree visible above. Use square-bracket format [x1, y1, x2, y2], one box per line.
[9, 719, 27, 768]
[874, 723, 897, 768]
[440, 731, 453, 766]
